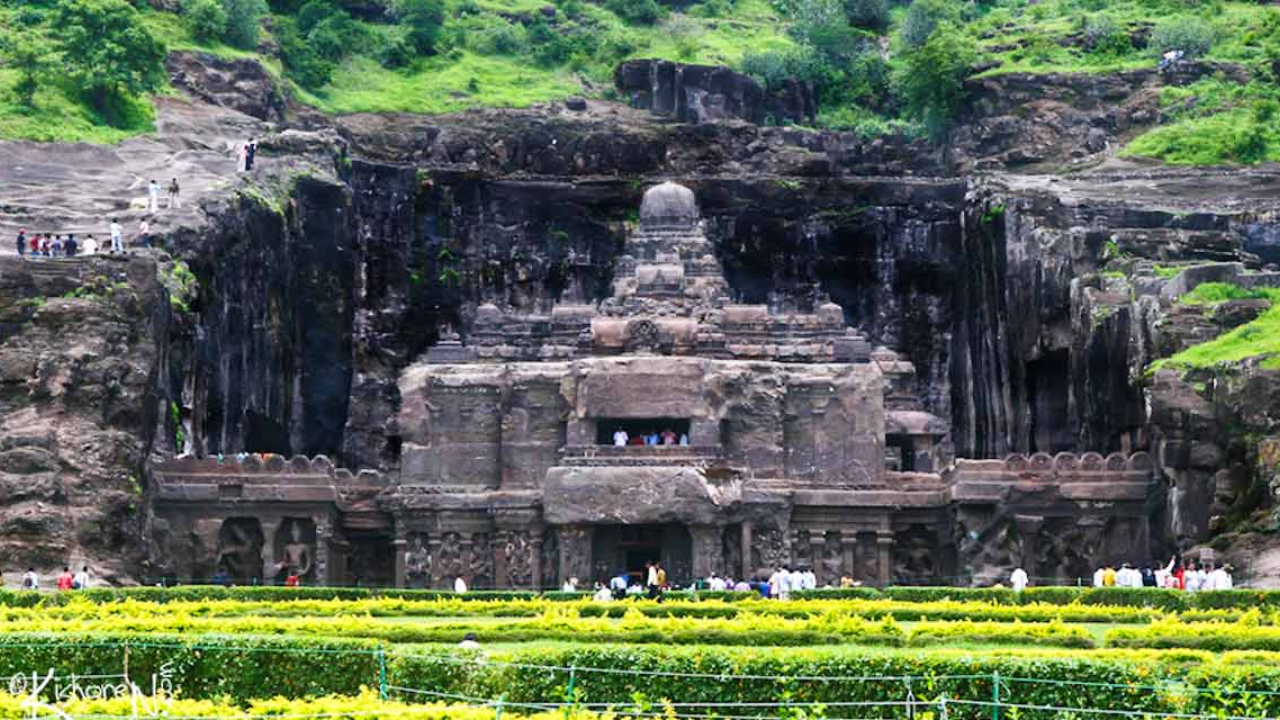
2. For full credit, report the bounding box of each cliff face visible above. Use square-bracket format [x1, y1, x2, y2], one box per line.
[5, 62, 1280, 580]
[0, 258, 168, 581]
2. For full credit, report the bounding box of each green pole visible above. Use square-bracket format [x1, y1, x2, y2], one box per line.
[378, 647, 388, 701]
[992, 671, 1000, 720]
[564, 665, 577, 720]
[495, 695, 505, 720]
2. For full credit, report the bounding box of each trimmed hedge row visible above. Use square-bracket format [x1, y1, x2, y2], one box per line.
[1106, 618, 1280, 652]
[0, 612, 1095, 649]
[7, 585, 1274, 611]
[4, 632, 1280, 717]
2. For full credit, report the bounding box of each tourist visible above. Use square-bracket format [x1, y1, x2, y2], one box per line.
[708, 573, 727, 591]
[82, 235, 97, 256]
[212, 567, 229, 586]
[40, 235, 50, 257]
[29, 233, 39, 256]
[454, 576, 468, 594]
[626, 582, 644, 597]
[52, 235, 63, 257]
[660, 428, 677, 446]
[21, 567, 38, 590]
[285, 573, 300, 587]
[56, 567, 73, 591]
[110, 219, 123, 254]
[1117, 563, 1140, 588]
[840, 576, 855, 588]
[138, 218, 152, 247]
[628, 434, 644, 446]
[1140, 564, 1156, 587]
[168, 178, 181, 209]
[1185, 561, 1206, 592]
[16, 229, 25, 258]
[592, 582, 612, 602]
[768, 565, 790, 600]
[645, 561, 660, 599]
[733, 579, 751, 592]
[458, 632, 480, 649]
[802, 567, 817, 590]
[245, 139, 257, 171]
[1101, 564, 1117, 587]
[148, 180, 161, 213]
[1010, 567, 1029, 593]
[679, 433, 689, 446]
[1208, 564, 1233, 590]
[612, 428, 628, 446]
[72, 566, 89, 590]
[65, 235, 77, 257]
[609, 570, 628, 600]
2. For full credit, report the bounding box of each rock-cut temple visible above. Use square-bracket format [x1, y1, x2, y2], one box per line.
[153, 182, 1159, 588]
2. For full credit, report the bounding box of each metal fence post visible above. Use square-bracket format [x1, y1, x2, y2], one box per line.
[377, 647, 388, 701]
[992, 671, 1000, 720]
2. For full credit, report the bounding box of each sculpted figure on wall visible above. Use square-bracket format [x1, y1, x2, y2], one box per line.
[277, 520, 314, 578]
[819, 532, 843, 586]
[405, 535, 430, 588]
[435, 532, 465, 585]
[469, 532, 494, 588]
[503, 530, 534, 588]
[751, 527, 787, 578]
[216, 518, 264, 581]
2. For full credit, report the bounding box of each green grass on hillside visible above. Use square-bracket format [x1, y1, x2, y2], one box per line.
[0, 67, 155, 143]
[1151, 286, 1280, 372]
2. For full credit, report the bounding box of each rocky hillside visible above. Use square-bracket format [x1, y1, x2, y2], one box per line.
[2, 0, 1280, 582]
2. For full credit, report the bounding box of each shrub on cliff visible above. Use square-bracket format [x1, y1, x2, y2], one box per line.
[278, 18, 335, 87]
[391, 0, 445, 53]
[184, 0, 229, 42]
[222, 0, 269, 48]
[1084, 14, 1132, 56]
[51, 0, 166, 123]
[899, 0, 959, 48]
[845, 0, 890, 32]
[1151, 16, 1216, 58]
[894, 22, 975, 136]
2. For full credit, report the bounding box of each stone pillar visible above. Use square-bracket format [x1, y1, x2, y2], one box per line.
[494, 530, 511, 589]
[260, 519, 281, 584]
[531, 532, 544, 590]
[428, 535, 444, 588]
[558, 525, 593, 585]
[460, 534, 476, 584]
[393, 534, 408, 589]
[1015, 515, 1044, 577]
[810, 532, 827, 583]
[876, 530, 893, 587]
[840, 530, 857, 580]
[740, 522, 753, 580]
[690, 524, 724, 580]
[315, 518, 332, 586]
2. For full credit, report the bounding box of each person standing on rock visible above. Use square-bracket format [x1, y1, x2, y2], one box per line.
[16, 229, 26, 258]
[109, 219, 123, 254]
[245, 139, 257, 171]
[20, 567, 37, 590]
[148, 179, 161, 213]
[168, 178, 181, 209]
[72, 565, 89, 590]
[83, 235, 97, 256]
[138, 217, 152, 248]
[65, 234, 77, 257]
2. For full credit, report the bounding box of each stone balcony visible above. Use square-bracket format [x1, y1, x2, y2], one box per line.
[558, 444, 724, 468]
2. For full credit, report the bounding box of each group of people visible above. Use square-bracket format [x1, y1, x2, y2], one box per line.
[14, 179, 179, 260]
[1092, 557, 1233, 591]
[15, 566, 91, 590]
[611, 429, 689, 447]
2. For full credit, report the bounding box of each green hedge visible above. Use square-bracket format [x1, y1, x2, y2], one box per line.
[5, 632, 1280, 717]
[795, 586, 1265, 612]
[389, 643, 1280, 718]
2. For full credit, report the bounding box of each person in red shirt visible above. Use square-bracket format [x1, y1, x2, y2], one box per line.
[56, 567, 74, 591]
[285, 574, 300, 587]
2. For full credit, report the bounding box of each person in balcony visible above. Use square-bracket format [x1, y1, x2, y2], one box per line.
[612, 428, 628, 446]
[660, 428, 677, 445]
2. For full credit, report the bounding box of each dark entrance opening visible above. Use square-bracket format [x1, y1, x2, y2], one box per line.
[591, 524, 692, 586]
[596, 418, 691, 445]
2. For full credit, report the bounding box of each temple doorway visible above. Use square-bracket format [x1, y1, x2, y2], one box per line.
[343, 532, 394, 587]
[591, 524, 692, 587]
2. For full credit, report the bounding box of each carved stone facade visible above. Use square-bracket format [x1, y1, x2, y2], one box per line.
[152, 183, 1160, 588]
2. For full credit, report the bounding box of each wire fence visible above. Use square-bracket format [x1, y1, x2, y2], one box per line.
[4, 640, 1280, 719]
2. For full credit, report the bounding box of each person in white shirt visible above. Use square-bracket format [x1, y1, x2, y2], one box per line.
[802, 568, 817, 590]
[564, 577, 580, 592]
[1118, 563, 1141, 588]
[72, 566, 90, 590]
[453, 576, 468, 594]
[458, 633, 480, 649]
[109, 220, 123, 253]
[768, 566, 791, 599]
[1010, 567, 1029, 593]
[612, 429, 628, 447]
[1184, 561, 1203, 592]
[708, 574, 727, 592]
[1155, 556, 1176, 589]
[1092, 567, 1104, 587]
[82, 235, 98, 255]
[1208, 565, 1233, 590]
[592, 582, 613, 602]
[21, 568, 38, 590]
[148, 180, 161, 212]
